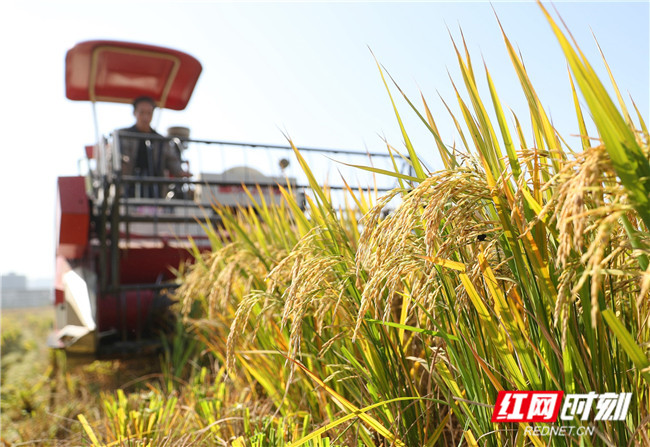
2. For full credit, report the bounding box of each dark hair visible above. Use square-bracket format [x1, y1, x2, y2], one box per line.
[132, 96, 156, 111]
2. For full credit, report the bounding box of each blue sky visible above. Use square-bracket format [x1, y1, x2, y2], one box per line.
[1, 1, 648, 282]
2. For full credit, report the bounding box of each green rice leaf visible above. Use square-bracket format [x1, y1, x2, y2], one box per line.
[287, 396, 423, 447]
[288, 356, 407, 446]
[78, 414, 102, 446]
[334, 160, 422, 183]
[601, 309, 650, 384]
[372, 52, 427, 180]
[365, 318, 459, 342]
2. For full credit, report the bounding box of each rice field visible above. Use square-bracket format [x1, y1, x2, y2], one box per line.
[4, 3, 649, 446]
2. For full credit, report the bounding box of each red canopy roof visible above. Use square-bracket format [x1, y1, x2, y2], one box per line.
[65, 40, 202, 111]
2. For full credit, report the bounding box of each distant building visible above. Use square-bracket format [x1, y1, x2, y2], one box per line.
[1, 273, 52, 308]
[1, 273, 28, 291]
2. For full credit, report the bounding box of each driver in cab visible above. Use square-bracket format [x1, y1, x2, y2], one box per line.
[119, 96, 191, 198]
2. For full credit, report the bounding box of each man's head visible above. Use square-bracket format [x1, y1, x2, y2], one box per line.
[132, 96, 156, 132]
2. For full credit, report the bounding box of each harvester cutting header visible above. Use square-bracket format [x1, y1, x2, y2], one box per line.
[51, 40, 405, 357]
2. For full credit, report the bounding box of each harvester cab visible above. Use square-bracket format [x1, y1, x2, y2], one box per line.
[50, 40, 405, 358]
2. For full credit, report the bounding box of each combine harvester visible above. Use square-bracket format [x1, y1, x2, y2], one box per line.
[50, 40, 408, 357]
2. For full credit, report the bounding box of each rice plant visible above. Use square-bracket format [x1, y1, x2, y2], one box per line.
[67, 3, 649, 446]
[176, 4, 648, 446]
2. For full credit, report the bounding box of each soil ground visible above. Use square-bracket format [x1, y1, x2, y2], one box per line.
[1, 306, 160, 446]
